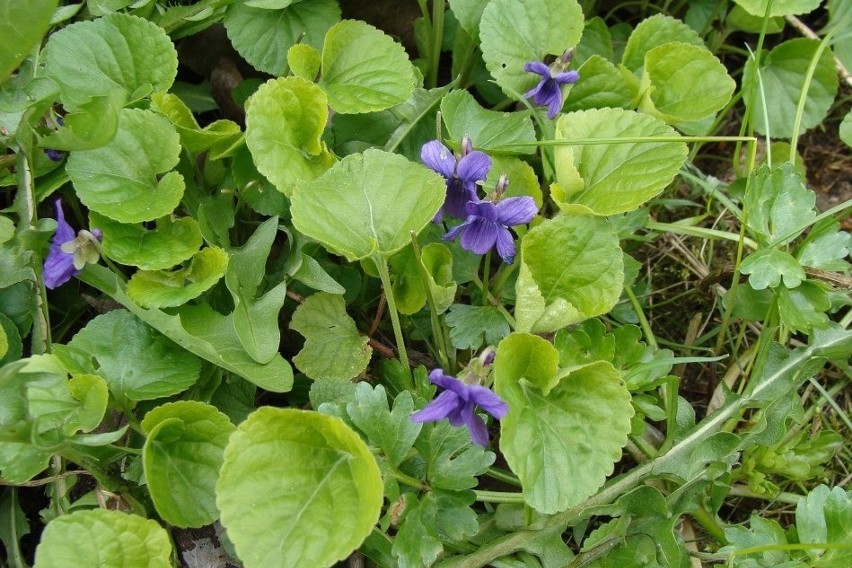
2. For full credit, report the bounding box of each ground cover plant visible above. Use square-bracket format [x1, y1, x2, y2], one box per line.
[0, 0, 850, 566]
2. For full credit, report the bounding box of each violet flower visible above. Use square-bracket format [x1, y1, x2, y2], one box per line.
[421, 138, 491, 221]
[43, 199, 102, 289]
[412, 369, 508, 446]
[523, 58, 580, 119]
[443, 196, 537, 264]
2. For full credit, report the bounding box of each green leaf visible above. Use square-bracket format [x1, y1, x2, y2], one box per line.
[575, 17, 615, 65]
[216, 408, 383, 568]
[840, 110, 852, 147]
[639, 43, 735, 123]
[495, 337, 633, 513]
[552, 108, 688, 215]
[743, 38, 839, 139]
[620, 14, 704, 72]
[64, 310, 201, 401]
[127, 247, 229, 309]
[142, 401, 235, 528]
[727, 5, 786, 33]
[43, 13, 178, 110]
[798, 222, 851, 271]
[744, 163, 816, 246]
[0, 0, 57, 82]
[245, 77, 335, 197]
[777, 281, 831, 333]
[722, 515, 792, 566]
[515, 215, 624, 334]
[225, 218, 287, 364]
[288, 43, 321, 81]
[150, 92, 243, 159]
[290, 292, 371, 381]
[345, 383, 422, 467]
[740, 248, 806, 290]
[448, 0, 490, 39]
[290, 149, 446, 261]
[445, 304, 512, 351]
[224, 0, 340, 76]
[479, 0, 585, 98]
[733, 0, 821, 18]
[494, 333, 561, 396]
[91, 212, 202, 271]
[38, 96, 120, 151]
[34, 509, 172, 568]
[564, 56, 639, 112]
[0, 312, 22, 366]
[416, 421, 495, 490]
[0, 489, 30, 565]
[830, 0, 852, 74]
[389, 233, 456, 316]
[392, 493, 444, 567]
[440, 90, 536, 154]
[66, 108, 184, 223]
[319, 20, 415, 114]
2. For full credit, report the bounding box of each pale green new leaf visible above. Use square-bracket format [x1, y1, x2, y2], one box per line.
[440, 90, 536, 154]
[620, 14, 704, 72]
[320, 20, 416, 114]
[127, 247, 229, 309]
[564, 56, 639, 112]
[43, 13, 177, 110]
[448, 0, 490, 39]
[495, 338, 633, 514]
[224, 0, 340, 76]
[38, 96, 120, 151]
[216, 408, 383, 568]
[288, 43, 321, 81]
[67, 109, 184, 223]
[841, 110, 852, 147]
[150, 93, 243, 159]
[480, 0, 585, 99]
[291, 293, 372, 381]
[34, 509, 172, 568]
[245, 77, 335, 197]
[515, 215, 624, 334]
[733, 0, 821, 17]
[142, 401, 235, 528]
[91, 212, 202, 271]
[552, 108, 687, 215]
[743, 39, 838, 139]
[66, 310, 201, 401]
[290, 149, 446, 261]
[0, 0, 57, 82]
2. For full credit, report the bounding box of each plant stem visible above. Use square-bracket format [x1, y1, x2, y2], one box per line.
[646, 221, 759, 250]
[789, 29, 837, 162]
[485, 467, 522, 487]
[410, 232, 451, 370]
[373, 253, 409, 368]
[480, 251, 492, 306]
[473, 490, 526, 504]
[689, 504, 727, 544]
[428, 0, 445, 89]
[624, 285, 657, 349]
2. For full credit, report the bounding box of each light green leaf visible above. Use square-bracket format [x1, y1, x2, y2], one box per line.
[494, 333, 561, 396]
[777, 281, 830, 333]
[733, 0, 821, 18]
[142, 401, 235, 528]
[552, 108, 687, 215]
[620, 14, 704, 72]
[727, 5, 786, 33]
[564, 56, 639, 112]
[743, 38, 839, 139]
[127, 247, 229, 309]
[245, 77, 335, 197]
[150, 92, 243, 159]
[440, 90, 536, 154]
[389, 232, 456, 315]
[67, 108, 184, 223]
[575, 17, 615, 64]
[798, 222, 851, 271]
[217, 408, 383, 568]
[744, 163, 816, 246]
[445, 304, 512, 351]
[43, 13, 177, 110]
[0, 0, 57, 82]
[515, 215, 624, 334]
[65, 311, 201, 401]
[319, 20, 416, 114]
[290, 149, 446, 261]
[224, 0, 340, 76]
[225, 218, 287, 364]
[448, 0, 490, 39]
[829, 0, 852, 72]
[839, 110, 852, 147]
[722, 516, 792, 566]
[417, 421, 496, 490]
[495, 338, 633, 514]
[639, 43, 735, 123]
[90, 212, 202, 271]
[288, 43, 321, 81]
[485, 156, 544, 208]
[740, 248, 806, 290]
[245, 0, 298, 8]
[34, 509, 172, 568]
[479, 0, 585, 98]
[0, 312, 22, 366]
[290, 292, 372, 381]
[38, 96, 120, 151]
[392, 493, 444, 567]
[345, 383, 422, 467]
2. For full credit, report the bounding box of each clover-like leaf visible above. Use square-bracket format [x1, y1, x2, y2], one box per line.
[126, 247, 229, 309]
[43, 13, 178, 110]
[34, 509, 172, 568]
[290, 149, 446, 261]
[345, 383, 422, 467]
[66, 108, 184, 223]
[142, 402, 235, 528]
[740, 248, 806, 290]
[91, 212, 202, 271]
[445, 304, 512, 351]
[319, 20, 415, 114]
[216, 408, 383, 568]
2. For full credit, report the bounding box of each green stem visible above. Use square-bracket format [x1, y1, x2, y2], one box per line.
[410, 232, 451, 370]
[624, 285, 657, 350]
[373, 253, 409, 368]
[427, 0, 445, 89]
[485, 467, 522, 487]
[489, 260, 518, 299]
[473, 490, 526, 504]
[727, 485, 804, 505]
[689, 504, 727, 544]
[6, 489, 26, 568]
[480, 251, 492, 306]
[789, 28, 836, 162]
[646, 221, 758, 250]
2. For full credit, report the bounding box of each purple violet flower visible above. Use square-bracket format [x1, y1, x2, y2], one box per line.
[412, 369, 508, 446]
[44, 149, 64, 162]
[421, 138, 492, 221]
[43, 199, 102, 289]
[523, 59, 580, 119]
[443, 196, 538, 264]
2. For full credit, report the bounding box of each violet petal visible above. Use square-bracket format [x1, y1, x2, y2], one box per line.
[496, 196, 538, 226]
[494, 227, 516, 264]
[456, 151, 491, 186]
[524, 61, 551, 77]
[460, 218, 499, 255]
[412, 390, 461, 422]
[468, 385, 509, 418]
[461, 403, 490, 446]
[421, 140, 456, 179]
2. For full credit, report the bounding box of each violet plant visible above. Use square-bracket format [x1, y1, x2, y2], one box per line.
[0, 0, 850, 567]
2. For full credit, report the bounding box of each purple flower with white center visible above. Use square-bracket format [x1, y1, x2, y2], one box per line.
[523, 59, 580, 119]
[43, 199, 102, 289]
[421, 139, 492, 221]
[412, 369, 508, 446]
[443, 196, 538, 264]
